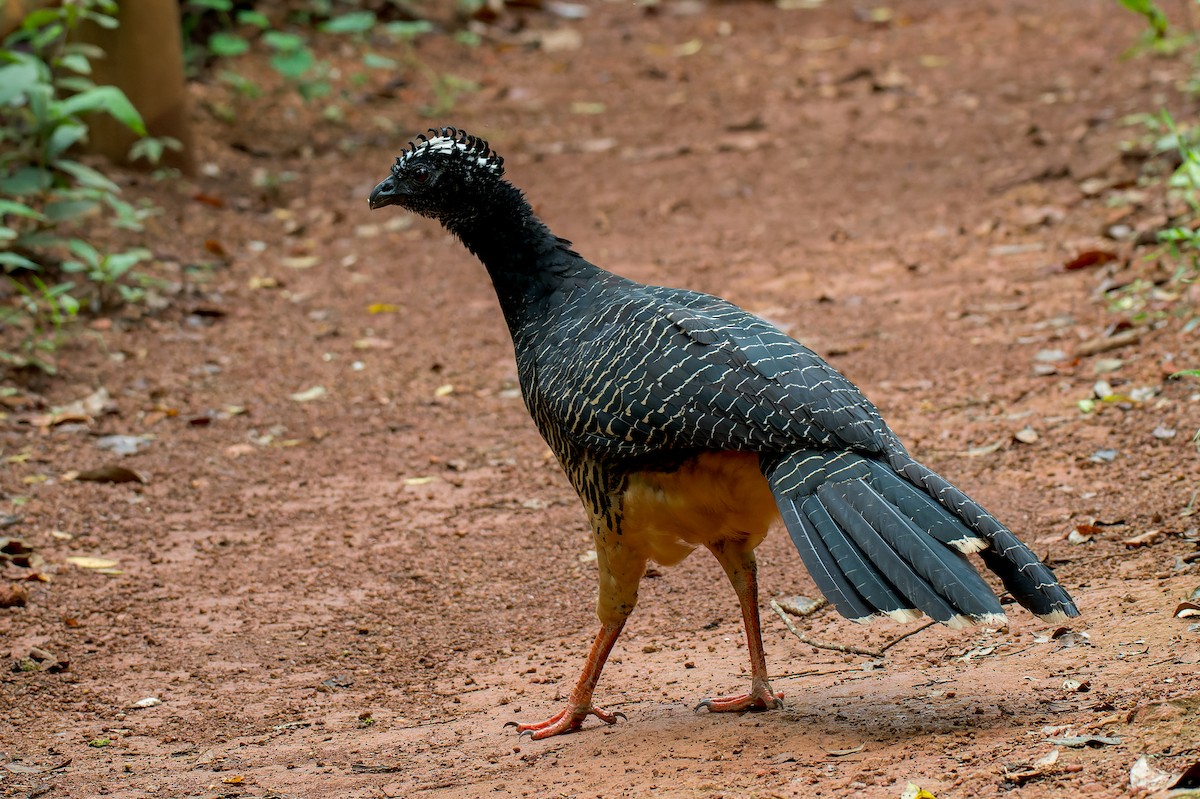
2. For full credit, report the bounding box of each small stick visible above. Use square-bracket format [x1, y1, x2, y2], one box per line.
[877, 620, 937, 653]
[769, 599, 883, 657]
[769, 599, 937, 658]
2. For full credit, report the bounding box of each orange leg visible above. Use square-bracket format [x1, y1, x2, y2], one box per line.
[505, 620, 628, 739]
[695, 542, 784, 713]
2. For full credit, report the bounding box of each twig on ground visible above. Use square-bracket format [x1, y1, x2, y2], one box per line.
[769, 599, 938, 658]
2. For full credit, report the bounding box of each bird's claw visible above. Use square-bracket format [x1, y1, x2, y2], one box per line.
[694, 690, 784, 713]
[504, 704, 627, 739]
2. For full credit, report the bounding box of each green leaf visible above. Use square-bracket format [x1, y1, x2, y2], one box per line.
[189, 0, 233, 10]
[44, 199, 99, 222]
[0, 60, 45, 105]
[45, 120, 88, 160]
[67, 238, 100, 267]
[262, 31, 305, 52]
[0, 167, 53, 196]
[20, 9, 62, 32]
[102, 248, 151, 279]
[320, 11, 375, 34]
[208, 31, 249, 57]
[270, 48, 314, 80]
[384, 20, 433, 39]
[54, 86, 146, 136]
[362, 52, 398, 70]
[0, 200, 44, 220]
[1171, 369, 1200, 379]
[84, 11, 119, 29]
[0, 251, 38, 270]
[236, 10, 270, 28]
[56, 160, 119, 193]
[54, 76, 96, 94]
[61, 42, 106, 61]
[57, 52, 92, 75]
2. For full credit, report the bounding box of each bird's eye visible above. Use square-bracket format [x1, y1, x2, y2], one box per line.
[411, 165, 430, 184]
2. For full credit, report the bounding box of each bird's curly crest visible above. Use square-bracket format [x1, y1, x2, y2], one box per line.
[392, 126, 505, 177]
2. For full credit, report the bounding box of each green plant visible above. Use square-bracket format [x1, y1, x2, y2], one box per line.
[1117, 0, 1189, 54]
[184, 4, 476, 121]
[0, 0, 159, 372]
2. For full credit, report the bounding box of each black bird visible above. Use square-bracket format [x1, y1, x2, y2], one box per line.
[369, 127, 1078, 740]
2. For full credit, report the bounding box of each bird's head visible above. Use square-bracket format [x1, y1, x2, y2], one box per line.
[368, 127, 505, 222]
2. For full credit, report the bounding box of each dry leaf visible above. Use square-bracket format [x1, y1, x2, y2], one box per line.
[74, 465, 146, 484]
[1064, 249, 1117, 271]
[825, 744, 865, 757]
[900, 783, 937, 799]
[290, 386, 327, 402]
[1130, 755, 1177, 793]
[1174, 602, 1200, 619]
[1123, 530, 1163, 548]
[65, 556, 118, 570]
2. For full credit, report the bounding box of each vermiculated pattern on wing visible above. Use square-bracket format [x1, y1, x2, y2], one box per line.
[518, 272, 1076, 624]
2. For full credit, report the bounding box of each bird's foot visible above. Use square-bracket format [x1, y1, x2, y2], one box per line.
[694, 687, 784, 713]
[504, 704, 627, 740]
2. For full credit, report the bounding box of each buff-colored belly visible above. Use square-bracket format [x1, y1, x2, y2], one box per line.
[620, 451, 781, 566]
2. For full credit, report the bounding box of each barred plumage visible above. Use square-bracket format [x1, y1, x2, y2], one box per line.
[369, 127, 1079, 739]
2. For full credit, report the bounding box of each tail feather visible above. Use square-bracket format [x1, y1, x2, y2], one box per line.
[862, 460, 987, 554]
[822, 480, 1004, 624]
[887, 452, 1078, 622]
[763, 449, 1078, 627]
[818, 482, 977, 627]
[799, 495, 917, 623]
[778, 497, 876, 622]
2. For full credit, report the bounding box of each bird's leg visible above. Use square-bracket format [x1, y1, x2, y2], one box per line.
[696, 541, 784, 713]
[506, 530, 642, 740]
[506, 620, 627, 739]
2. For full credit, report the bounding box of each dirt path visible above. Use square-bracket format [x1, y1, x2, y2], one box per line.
[3, 2, 1199, 797]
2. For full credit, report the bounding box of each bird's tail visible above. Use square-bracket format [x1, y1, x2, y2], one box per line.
[762, 450, 1078, 628]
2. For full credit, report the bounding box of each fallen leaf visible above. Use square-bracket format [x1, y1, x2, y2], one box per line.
[776, 595, 827, 618]
[353, 336, 393, 350]
[1052, 628, 1091, 648]
[95, 435, 152, 456]
[900, 783, 937, 799]
[825, 744, 865, 757]
[204, 239, 229, 258]
[74, 465, 146, 484]
[65, 556, 118, 570]
[368, 303, 400, 314]
[131, 697, 162, 709]
[1047, 734, 1120, 747]
[281, 256, 319, 270]
[1064, 249, 1117, 271]
[1123, 530, 1163, 548]
[1175, 602, 1200, 618]
[1014, 427, 1039, 444]
[434, 384, 455, 397]
[1131, 755, 1177, 793]
[290, 386, 327, 402]
[965, 439, 1006, 457]
[222, 775, 245, 784]
[403, 476, 436, 486]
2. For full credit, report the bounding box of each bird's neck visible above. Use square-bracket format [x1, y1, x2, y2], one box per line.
[442, 182, 596, 335]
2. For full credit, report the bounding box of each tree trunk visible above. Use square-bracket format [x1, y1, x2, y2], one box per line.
[77, 0, 195, 175]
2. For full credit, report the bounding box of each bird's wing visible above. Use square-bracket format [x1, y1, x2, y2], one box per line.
[534, 285, 893, 459]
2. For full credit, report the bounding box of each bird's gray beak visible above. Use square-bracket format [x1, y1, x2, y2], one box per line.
[368, 175, 401, 210]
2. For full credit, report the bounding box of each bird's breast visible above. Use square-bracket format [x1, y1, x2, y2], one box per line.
[620, 451, 780, 566]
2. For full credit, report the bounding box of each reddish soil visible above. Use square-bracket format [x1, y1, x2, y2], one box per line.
[3, 1, 1200, 797]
